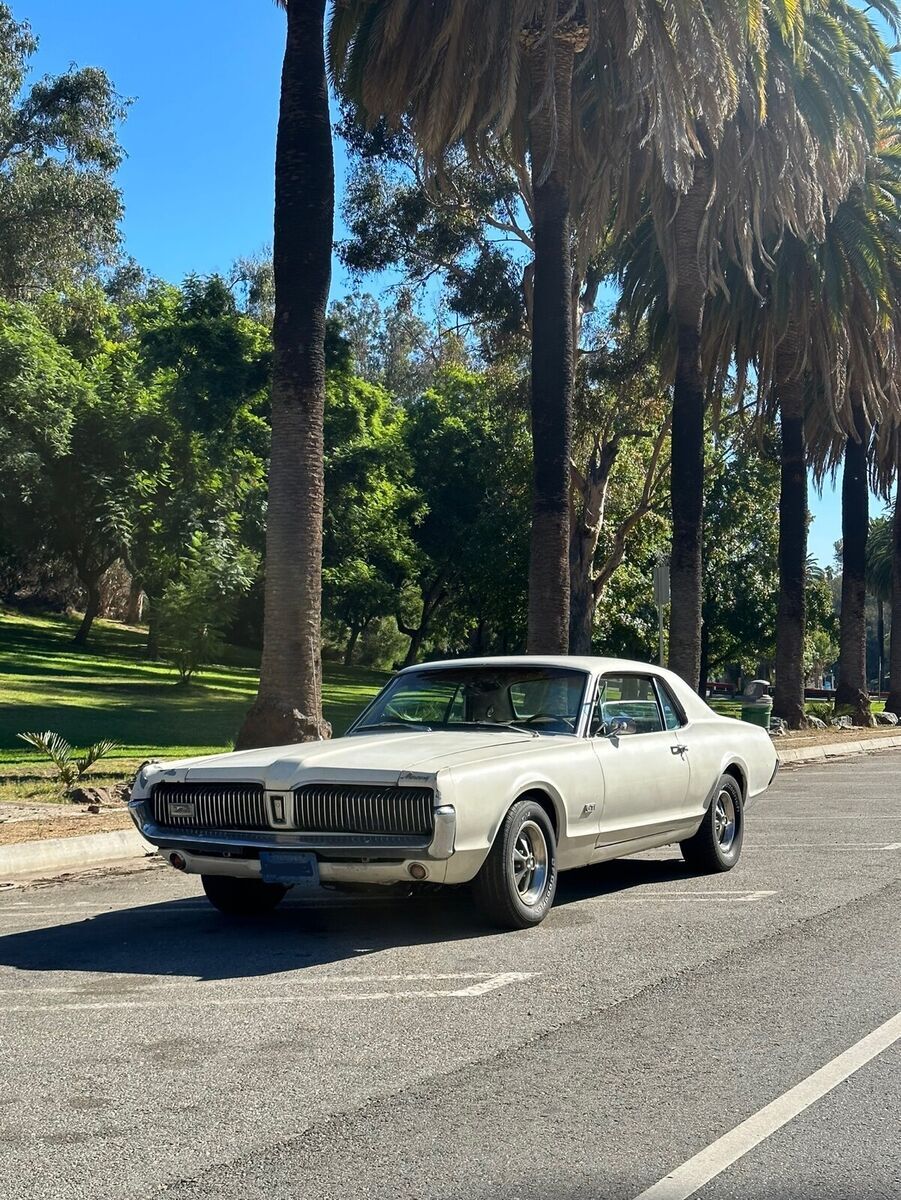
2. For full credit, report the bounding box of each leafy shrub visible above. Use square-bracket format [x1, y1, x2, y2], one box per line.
[805, 701, 833, 723]
[16, 730, 119, 790]
[157, 531, 257, 684]
[358, 616, 408, 670]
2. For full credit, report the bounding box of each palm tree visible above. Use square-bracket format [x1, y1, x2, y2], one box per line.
[814, 111, 901, 725]
[619, 0, 895, 693]
[236, 0, 333, 748]
[330, 0, 753, 655]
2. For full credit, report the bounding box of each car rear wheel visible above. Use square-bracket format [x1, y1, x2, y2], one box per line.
[473, 799, 558, 929]
[201, 874, 288, 917]
[680, 775, 744, 872]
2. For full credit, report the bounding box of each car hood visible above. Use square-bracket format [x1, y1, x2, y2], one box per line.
[147, 729, 541, 790]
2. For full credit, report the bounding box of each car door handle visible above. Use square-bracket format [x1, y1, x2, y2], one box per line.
[671, 744, 689, 755]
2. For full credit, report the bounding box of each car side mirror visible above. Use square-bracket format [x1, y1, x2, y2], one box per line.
[608, 716, 631, 738]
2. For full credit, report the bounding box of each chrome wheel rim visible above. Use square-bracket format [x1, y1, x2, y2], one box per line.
[714, 791, 737, 852]
[511, 820, 549, 905]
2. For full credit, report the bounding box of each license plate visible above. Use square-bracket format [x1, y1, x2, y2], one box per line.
[260, 851, 320, 889]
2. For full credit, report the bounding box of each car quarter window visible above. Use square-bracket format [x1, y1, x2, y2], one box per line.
[591, 674, 665, 736]
[654, 678, 685, 730]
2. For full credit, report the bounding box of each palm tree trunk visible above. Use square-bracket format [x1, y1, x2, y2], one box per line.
[667, 167, 711, 689]
[834, 400, 873, 726]
[772, 343, 807, 729]
[236, 0, 333, 749]
[887, 462, 901, 717]
[525, 30, 582, 654]
[698, 618, 710, 698]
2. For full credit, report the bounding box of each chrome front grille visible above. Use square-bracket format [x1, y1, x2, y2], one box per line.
[152, 783, 268, 830]
[293, 785, 433, 838]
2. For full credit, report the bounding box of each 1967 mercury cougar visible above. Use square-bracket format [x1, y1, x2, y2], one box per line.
[129, 656, 778, 929]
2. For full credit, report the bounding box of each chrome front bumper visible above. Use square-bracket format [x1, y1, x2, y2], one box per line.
[128, 797, 457, 862]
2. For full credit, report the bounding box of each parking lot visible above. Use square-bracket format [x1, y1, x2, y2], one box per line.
[0, 752, 899, 1199]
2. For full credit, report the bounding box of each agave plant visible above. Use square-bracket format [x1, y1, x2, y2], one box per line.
[16, 731, 120, 791]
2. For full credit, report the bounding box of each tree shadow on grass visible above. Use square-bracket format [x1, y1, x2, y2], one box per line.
[0, 855, 691, 984]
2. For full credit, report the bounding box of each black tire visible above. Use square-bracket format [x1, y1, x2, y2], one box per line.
[473, 799, 558, 929]
[680, 774, 744, 873]
[201, 874, 288, 917]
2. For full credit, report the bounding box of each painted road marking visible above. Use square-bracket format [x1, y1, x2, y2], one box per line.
[0, 971, 535, 1013]
[603, 890, 778, 903]
[631, 1008, 901, 1200]
[744, 843, 901, 850]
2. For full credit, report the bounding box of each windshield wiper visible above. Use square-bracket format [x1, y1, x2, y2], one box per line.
[451, 722, 539, 737]
[350, 721, 433, 734]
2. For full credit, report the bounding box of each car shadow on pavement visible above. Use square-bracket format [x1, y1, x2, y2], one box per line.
[554, 852, 695, 906]
[0, 854, 693, 983]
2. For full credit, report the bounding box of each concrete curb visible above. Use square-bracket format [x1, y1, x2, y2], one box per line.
[0, 828, 154, 882]
[777, 732, 901, 764]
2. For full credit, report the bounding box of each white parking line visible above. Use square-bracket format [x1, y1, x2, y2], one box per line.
[605, 890, 778, 904]
[631, 1008, 901, 1200]
[0, 971, 536, 1013]
[744, 843, 901, 850]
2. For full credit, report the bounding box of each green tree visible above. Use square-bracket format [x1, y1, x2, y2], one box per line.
[0, 299, 140, 643]
[0, 3, 125, 298]
[701, 426, 780, 683]
[396, 366, 531, 664]
[157, 530, 257, 684]
[127, 276, 269, 656]
[321, 371, 419, 664]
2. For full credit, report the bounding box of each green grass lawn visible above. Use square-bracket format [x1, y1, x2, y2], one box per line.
[0, 610, 387, 794]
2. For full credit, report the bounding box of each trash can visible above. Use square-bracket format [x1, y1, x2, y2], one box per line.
[740, 679, 773, 729]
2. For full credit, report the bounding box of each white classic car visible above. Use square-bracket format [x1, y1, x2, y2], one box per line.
[129, 656, 778, 929]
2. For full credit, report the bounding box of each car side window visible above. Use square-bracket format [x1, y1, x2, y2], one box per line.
[592, 675, 665, 736]
[655, 679, 684, 730]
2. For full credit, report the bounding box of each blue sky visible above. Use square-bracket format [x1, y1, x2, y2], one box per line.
[17, 0, 864, 564]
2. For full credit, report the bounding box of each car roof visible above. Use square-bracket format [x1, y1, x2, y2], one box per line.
[399, 655, 667, 676]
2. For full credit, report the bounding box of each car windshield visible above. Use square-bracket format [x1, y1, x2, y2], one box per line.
[350, 665, 589, 736]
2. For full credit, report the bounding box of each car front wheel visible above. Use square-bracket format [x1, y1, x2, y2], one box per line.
[474, 799, 558, 929]
[680, 774, 744, 872]
[201, 873, 288, 917]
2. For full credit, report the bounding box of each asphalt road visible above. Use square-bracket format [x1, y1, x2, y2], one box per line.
[0, 752, 899, 1200]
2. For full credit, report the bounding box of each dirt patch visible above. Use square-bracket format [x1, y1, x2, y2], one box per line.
[0, 804, 131, 846]
[777, 726, 901, 750]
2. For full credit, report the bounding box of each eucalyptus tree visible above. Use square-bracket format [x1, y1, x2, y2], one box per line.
[237, 0, 334, 748]
[0, 3, 125, 298]
[330, 0, 756, 655]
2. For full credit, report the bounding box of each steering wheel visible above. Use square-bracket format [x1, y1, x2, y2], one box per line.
[521, 713, 575, 733]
